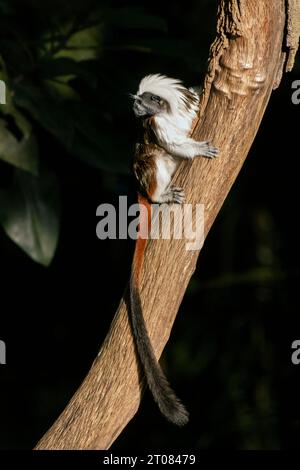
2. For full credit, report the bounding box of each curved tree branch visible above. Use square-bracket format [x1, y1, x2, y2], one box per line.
[35, 0, 299, 450]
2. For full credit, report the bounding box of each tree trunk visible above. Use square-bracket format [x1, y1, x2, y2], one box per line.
[35, 0, 299, 450]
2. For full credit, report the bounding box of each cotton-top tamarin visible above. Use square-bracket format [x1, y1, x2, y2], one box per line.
[130, 74, 218, 425]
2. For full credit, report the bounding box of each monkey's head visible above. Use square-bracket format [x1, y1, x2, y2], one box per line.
[132, 91, 168, 118]
[132, 74, 195, 119]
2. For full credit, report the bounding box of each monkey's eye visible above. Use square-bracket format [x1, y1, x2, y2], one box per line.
[150, 94, 162, 104]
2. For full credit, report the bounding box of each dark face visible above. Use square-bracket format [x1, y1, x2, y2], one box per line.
[133, 92, 167, 118]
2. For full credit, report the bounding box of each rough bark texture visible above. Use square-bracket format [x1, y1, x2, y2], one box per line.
[35, 0, 299, 450]
[286, 0, 300, 71]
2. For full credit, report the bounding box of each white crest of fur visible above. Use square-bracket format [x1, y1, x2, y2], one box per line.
[137, 74, 191, 115]
[136, 74, 203, 154]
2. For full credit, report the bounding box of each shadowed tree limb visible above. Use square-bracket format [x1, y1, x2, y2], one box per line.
[35, 0, 299, 450]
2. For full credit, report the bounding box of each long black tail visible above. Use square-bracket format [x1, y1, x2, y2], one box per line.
[130, 195, 189, 426]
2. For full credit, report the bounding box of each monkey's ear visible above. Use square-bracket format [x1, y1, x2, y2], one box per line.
[159, 99, 164, 106]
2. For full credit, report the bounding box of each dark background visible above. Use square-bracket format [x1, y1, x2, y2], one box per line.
[0, 0, 300, 450]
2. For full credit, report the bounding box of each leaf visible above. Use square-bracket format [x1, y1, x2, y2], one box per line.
[0, 60, 31, 137]
[43, 78, 80, 101]
[0, 169, 60, 266]
[53, 24, 103, 61]
[14, 82, 75, 144]
[14, 82, 130, 174]
[0, 118, 39, 175]
[0, 57, 39, 174]
[39, 58, 98, 97]
[0, 55, 7, 104]
[38, 57, 94, 81]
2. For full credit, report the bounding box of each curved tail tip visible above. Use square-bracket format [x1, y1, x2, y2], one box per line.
[174, 412, 189, 427]
[163, 405, 189, 427]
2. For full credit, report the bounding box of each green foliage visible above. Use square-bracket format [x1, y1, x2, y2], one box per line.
[0, 119, 39, 174]
[0, 0, 197, 264]
[0, 169, 60, 265]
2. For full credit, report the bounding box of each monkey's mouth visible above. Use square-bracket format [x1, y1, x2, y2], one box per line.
[133, 102, 154, 118]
